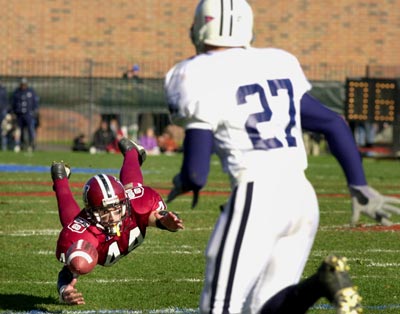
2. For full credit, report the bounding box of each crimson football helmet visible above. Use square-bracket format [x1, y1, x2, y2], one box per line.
[82, 174, 130, 236]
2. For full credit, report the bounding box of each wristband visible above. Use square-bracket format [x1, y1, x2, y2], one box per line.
[156, 210, 168, 230]
[59, 285, 67, 303]
[155, 210, 179, 232]
[156, 218, 168, 230]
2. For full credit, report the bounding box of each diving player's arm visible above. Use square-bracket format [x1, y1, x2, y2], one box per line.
[57, 266, 84, 305]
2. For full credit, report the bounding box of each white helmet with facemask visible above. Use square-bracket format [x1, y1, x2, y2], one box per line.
[190, 0, 254, 53]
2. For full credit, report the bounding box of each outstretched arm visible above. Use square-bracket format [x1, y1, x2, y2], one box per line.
[57, 266, 85, 305]
[301, 93, 400, 225]
[148, 210, 184, 231]
[301, 93, 366, 186]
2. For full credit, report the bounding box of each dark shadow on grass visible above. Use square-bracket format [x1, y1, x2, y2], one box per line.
[0, 293, 59, 311]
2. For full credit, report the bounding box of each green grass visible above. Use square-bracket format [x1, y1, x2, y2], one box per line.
[0, 151, 399, 313]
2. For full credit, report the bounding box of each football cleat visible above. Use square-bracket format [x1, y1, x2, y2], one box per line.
[51, 161, 71, 180]
[118, 137, 147, 165]
[318, 255, 362, 314]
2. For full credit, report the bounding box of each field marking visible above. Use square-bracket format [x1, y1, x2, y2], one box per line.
[0, 229, 60, 236]
[0, 277, 203, 285]
[5, 304, 400, 313]
[319, 224, 400, 232]
[0, 227, 213, 237]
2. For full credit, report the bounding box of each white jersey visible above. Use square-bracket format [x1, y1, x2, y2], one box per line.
[166, 47, 319, 314]
[165, 47, 311, 184]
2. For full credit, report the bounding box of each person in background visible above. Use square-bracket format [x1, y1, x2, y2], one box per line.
[90, 120, 115, 154]
[107, 118, 125, 153]
[157, 128, 179, 155]
[0, 80, 9, 151]
[11, 77, 39, 152]
[138, 127, 160, 155]
[72, 133, 89, 152]
[122, 64, 142, 83]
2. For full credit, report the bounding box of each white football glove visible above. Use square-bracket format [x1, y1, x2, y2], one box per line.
[349, 185, 400, 226]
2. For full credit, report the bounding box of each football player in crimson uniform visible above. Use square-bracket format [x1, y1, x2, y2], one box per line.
[52, 138, 184, 305]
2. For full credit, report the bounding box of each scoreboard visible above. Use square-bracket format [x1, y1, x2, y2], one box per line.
[345, 78, 400, 153]
[345, 78, 398, 122]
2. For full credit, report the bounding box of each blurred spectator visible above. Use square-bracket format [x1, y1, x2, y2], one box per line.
[122, 64, 142, 83]
[353, 121, 376, 147]
[157, 127, 180, 155]
[107, 118, 125, 153]
[90, 120, 115, 154]
[0, 80, 9, 151]
[303, 131, 323, 156]
[138, 127, 160, 155]
[11, 77, 39, 152]
[1, 113, 18, 151]
[374, 122, 393, 144]
[72, 133, 89, 152]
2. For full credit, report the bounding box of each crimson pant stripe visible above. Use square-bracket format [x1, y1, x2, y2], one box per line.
[209, 186, 238, 313]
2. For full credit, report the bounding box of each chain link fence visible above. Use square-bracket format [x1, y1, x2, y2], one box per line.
[0, 60, 399, 151]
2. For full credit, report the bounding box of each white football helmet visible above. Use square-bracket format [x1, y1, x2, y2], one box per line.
[190, 0, 254, 53]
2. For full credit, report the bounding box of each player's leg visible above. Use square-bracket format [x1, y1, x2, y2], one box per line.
[257, 178, 361, 314]
[118, 137, 146, 186]
[51, 161, 80, 227]
[247, 176, 319, 313]
[26, 114, 36, 150]
[200, 181, 281, 314]
[259, 256, 362, 314]
[200, 185, 246, 314]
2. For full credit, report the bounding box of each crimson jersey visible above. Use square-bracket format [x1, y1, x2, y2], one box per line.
[56, 185, 166, 267]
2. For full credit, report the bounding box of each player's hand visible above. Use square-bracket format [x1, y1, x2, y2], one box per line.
[167, 173, 199, 209]
[349, 185, 400, 226]
[60, 278, 85, 305]
[155, 210, 184, 231]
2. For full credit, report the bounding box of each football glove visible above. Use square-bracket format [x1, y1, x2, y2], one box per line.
[349, 185, 400, 226]
[167, 173, 199, 209]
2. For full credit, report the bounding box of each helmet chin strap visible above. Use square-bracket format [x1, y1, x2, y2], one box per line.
[107, 222, 121, 237]
[115, 224, 121, 237]
[93, 220, 121, 237]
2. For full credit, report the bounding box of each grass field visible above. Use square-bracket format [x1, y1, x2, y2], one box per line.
[0, 151, 399, 313]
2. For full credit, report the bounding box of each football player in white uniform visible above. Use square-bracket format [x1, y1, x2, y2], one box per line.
[165, 1, 400, 313]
